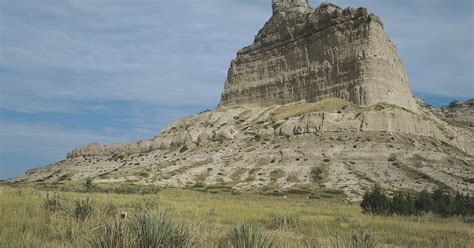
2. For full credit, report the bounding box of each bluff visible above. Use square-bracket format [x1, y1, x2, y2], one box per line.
[11, 1, 473, 201]
[220, 0, 418, 113]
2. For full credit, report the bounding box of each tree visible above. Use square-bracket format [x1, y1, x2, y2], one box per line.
[360, 184, 390, 215]
[85, 178, 95, 192]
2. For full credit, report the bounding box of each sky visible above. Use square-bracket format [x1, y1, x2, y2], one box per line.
[0, 0, 473, 179]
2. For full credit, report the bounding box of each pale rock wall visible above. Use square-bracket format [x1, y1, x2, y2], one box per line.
[220, 3, 419, 113]
[272, 0, 309, 14]
[66, 102, 474, 159]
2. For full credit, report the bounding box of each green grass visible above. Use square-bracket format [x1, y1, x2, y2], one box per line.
[0, 184, 472, 247]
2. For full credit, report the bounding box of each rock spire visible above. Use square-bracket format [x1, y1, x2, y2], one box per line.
[220, 2, 419, 113]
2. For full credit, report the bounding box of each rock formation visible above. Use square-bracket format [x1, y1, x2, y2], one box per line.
[11, 1, 473, 201]
[436, 99, 474, 128]
[220, 1, 419, 113]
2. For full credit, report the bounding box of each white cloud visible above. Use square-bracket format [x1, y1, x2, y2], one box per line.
[0, 0, 271, 113]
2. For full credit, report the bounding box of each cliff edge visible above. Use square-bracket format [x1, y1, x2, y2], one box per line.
[220, 1, 419, 113]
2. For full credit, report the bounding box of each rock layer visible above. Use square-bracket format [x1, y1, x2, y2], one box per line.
[220, 2, 419, 112]
[18, 100, 474, 201]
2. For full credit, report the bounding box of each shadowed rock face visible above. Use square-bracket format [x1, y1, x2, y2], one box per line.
[220, 2, 419, 113]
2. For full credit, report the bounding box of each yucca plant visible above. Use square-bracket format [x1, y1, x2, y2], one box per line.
[300, 237, 323, 248]
[73, 197, 93, 222]
[218, 222, 279, 248]
[89, 218, 130, 248]
[268, 213, 298, 230]
[331, 230, 381, 248]
[44, 192, 62, 212]
[130, 208, 197, 248]
[100, 201, 118, 217]
[50, 218, 92, 243]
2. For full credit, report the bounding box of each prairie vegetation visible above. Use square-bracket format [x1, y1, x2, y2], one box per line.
[0, 184, 472, 247]
[361, 184, 474, 217]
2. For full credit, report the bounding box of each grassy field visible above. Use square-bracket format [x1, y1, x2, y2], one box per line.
[0, 184, 472, 247]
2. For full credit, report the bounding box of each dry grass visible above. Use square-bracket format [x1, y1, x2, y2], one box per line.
[0, 184, 472, 247]
[271, 98, 354, 121]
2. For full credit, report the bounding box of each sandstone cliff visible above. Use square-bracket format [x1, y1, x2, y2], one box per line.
[220, 1, 419, 113]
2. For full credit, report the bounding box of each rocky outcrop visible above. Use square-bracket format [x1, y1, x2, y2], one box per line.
[220, 1, 419, 113]
[436, 99, 474, 128]
[13, 1, 473, 201]
[17, 99, 474, 201]
[64, 99, 474, 159]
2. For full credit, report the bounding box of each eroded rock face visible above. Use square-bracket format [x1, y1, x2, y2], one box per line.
[64, 99, 474, 159]
[272, 0, 309, 14]
[437, 99, 474, 128]
[19, 100, 474, 201]
[220, 2, 419, 113]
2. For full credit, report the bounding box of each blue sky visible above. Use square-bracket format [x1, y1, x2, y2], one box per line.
[0, 0, 473, 179]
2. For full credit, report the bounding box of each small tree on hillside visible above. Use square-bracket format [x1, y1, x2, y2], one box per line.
[360, 184, 390, 215]
[85, 178, 95, 192]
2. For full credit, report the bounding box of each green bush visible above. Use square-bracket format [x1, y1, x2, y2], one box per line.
[44, 192, 62, 212]
[414, 190, 433, 212]
[136, 171, 150, 178]
[360, 184, 390, 215]
[390, 192, 416, 216]
[101, 202, 118, 217]
[361, 185, 474, 217]
[179, 145, 189, 153]
[73, 198, 93, 222]
[130, 209, 197, 248]
[113, 185, 139, 194]
[89, 218, 130, 248]
[431, 188, 453, 217]
[268, 213, 298, 230]
[85, 178, 95, 192]
[218, 222, 278, 248]
[332, 230, 381, 248]
[310, 167, 324, 182]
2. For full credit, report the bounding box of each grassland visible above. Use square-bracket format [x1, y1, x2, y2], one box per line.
[0, 184, 472, 247]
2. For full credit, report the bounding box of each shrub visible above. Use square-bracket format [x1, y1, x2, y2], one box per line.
[310, 167, 324, 182]
[130, 209, 197, 248]
[136, 171, 150, 178]
[44, 192, 62, 212]
[85, 178, 95, 192]
[58, 174, 72, 182]
[218, 222, 278, 248]
[390, 192, 416, 215]
[179, 145, 189, 153]
[52, 218, 91, 243]
[268, 213, 298, 230]
[300, 237, 323, 248]
[431, 188, 452, 217]
[414, 190, 433, 212]
[113, 185, 139, 194]
[89, 218, 130, 248]
[452, 192, 474, 216]
[332, 230, 381, 248]
[73, 198, 93, 222]
[360, 184, 390, 215]
[101, 202, 118, 217]
[361, 185, 474, 217]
